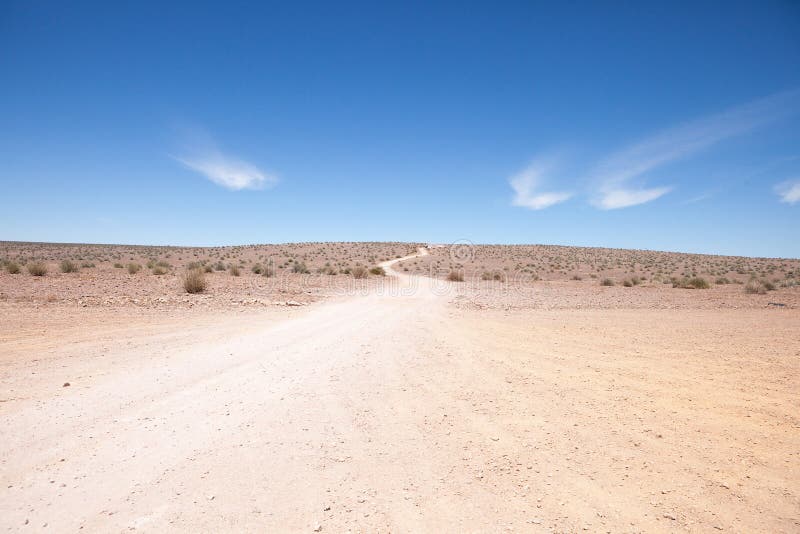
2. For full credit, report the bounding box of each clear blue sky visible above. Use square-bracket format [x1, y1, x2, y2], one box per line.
[1, 1, 799, 257]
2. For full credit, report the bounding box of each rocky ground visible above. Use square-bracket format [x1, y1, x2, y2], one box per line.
[0, 244, 798, 532]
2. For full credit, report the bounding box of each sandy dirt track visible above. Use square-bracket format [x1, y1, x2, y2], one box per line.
[1, 249, 799, 532]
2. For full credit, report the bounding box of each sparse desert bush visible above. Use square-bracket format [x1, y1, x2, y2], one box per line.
[251, 264, 264, 274]
[182, 269, 207, 294]
[292, 261, 309, 274]
[369, 266, 386, 276]
[600, 278, 614, 286]
[351, 266, 368, 279]
[622, 279, 633, 287]
[447, 270, 464, 282]
[60, 260, 78, 273]
[229, 265, 241, 277]
[715, 277, 730, 285]
[28, 262, 47, 276]
[672, 277, 709, 289]
[571, 275, 582, 281]
[81, 262, 95, 268]
[6, 261, 21, 274]
[114, 263, 124, 268]
[152, 265, 168, 275]
[744, 278, 766, 295]
[203, 265, 213, 273]
[763, 280, 776, 291]
[214, 261, 226, 271]
[127, 263, 141, 274]
[263, 266, 275, 277]
[481, 271, 505, 282]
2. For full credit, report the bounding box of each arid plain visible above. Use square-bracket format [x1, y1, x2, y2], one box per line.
[1, 241, 798, 532]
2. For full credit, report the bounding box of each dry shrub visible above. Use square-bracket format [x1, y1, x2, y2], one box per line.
[28, 262, 47, 276]
[600, 278, 614, 286]
[447, 270, 464, 282]
[127, 263, 141, 274]
[152, 265, 168, 275]
[60, 260, 78, 273]
[183, 269, 207, 294]
[481, 271, 505, 282]
[229, 265, 241, 277]
[673, 277, 710, 289]
[744, 278, 767, 295]
[351, 266, 368, 279]
[6, 262, 21, 274]
[369, 266, 386, 276]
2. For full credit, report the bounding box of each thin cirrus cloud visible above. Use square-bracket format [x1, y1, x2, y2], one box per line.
[590, 89, 800, 209]
[775, 180, 800, 204]
[509, 159, 573, 210]
[172, 127, 277, 191]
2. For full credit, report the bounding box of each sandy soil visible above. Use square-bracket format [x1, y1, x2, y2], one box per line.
[1, 249, 798, 532]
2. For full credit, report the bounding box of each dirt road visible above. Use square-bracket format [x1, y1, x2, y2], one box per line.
[1, 249, 798, 532]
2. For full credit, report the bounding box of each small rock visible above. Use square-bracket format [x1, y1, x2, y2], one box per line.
[663, 512, 677, 520]
[63, 382, 70, 387]
[313, 524, 322, 532]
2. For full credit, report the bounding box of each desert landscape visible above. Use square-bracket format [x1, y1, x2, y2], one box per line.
[3, 2, 799, 532]
[1, 241, 798, 532]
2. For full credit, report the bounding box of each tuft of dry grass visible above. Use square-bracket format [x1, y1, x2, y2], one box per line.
[127, 263, 141, 275]
[744, 278, 771, 295]
[351, 266, 368, 279]
[182, 268, 207, 294]
[152, 265, 168, 275]
[447, 270, 464, 282]
[60, 260, 79, 273]
[229, 265, 241, 277]
[6, 261, 21, 274]
[369, 266, 386, 276]
[28, 262, 48, 276]
[600, 278, 614, 286]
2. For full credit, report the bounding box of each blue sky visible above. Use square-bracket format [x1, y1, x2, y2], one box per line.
[1, 1, 799, 257]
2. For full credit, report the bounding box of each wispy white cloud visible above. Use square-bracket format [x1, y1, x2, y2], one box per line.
[176, 152, 276, 191]
[172, 126, 277, 191]
[681, 192, 715, 205]
[595, 187, 672, 210]
[591, 90, 800, 209]
[509, 158, 572, 210]
[775, 180, 800, 204]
